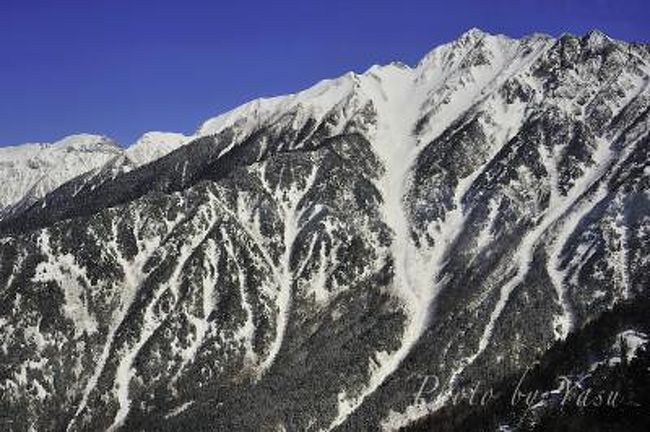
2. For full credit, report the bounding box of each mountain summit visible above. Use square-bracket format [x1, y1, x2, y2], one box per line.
[1, 29, 649, 431]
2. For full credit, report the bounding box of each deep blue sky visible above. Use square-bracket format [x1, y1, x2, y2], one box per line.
[1, 0, 648, 147]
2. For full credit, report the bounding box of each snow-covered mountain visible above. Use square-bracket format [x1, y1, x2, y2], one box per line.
[0, 134, 122, 215]
[0, 29, 648, 431]
[124, 132, 192, 167]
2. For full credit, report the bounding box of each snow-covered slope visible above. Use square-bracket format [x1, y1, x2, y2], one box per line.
[1, 28, 649, 432]
[0, 134, 121, 213]
[124, 132, 192, 167]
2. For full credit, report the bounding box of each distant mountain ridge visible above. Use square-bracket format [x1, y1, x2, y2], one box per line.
[0, 134, 121, 214]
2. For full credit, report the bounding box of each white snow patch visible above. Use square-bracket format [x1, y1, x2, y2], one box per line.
[615, 330, 648, 361]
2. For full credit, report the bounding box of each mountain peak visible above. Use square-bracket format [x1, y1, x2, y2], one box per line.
[53, 133, 119, 152]
[583, 28, 612, 46]
[460, 27, 489, 40]
[456, 27, 516, 44]
[125, 131, 191, 167]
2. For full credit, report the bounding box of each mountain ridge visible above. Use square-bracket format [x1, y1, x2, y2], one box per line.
[2, 27, 640, 151]
[0, 28, 616, 221]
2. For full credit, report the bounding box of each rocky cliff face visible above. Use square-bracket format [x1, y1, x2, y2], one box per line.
[0, 29, 648, 431]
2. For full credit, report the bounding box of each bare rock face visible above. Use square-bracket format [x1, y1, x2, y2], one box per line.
[0, 29, 648, 431]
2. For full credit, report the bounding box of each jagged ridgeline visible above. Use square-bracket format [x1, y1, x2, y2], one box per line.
[0, 29, 648, 431]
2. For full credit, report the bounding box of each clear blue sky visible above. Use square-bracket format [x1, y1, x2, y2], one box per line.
[1, 0, 648, 147]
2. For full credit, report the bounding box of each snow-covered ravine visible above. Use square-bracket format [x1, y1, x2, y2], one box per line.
[256, 166, 320, 376]
[329, 34, 553, 430]
[325, 64, 428, 430]
[426, 114, 646, 423]
[107, 202, 218, 432]
[66, 214, 163, 431]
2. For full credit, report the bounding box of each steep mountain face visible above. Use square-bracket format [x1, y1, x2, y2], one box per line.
[0, 29, 648, 431]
